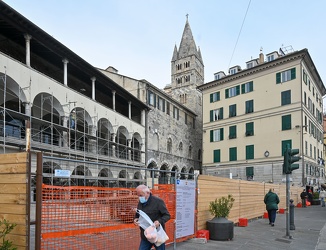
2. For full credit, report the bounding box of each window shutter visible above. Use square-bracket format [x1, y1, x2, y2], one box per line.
[241, 84, 245, 94]
[249, 81, 253, 91]
[220, 128, 224, 141]
[225, 89, 229, 98]
[210, 93, 213, 103]
[291, 68, 296, 79]
[210, 130, 213, 142]
[210, 110, 213, 122]
[220, 108, 224, 119]
[236, 85, 240, 95]
[214, 149, 220, 163]
[276, 72, 281, 84]
[154, 94, 156, 107]
[163, 99, 165, 112]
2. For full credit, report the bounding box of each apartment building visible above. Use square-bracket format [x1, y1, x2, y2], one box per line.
[199, 48, 326, 186]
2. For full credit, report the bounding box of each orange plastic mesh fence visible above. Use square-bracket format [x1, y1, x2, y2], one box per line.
[41, 184, 176, 249]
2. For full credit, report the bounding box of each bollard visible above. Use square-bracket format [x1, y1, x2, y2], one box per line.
[289, 199, 295, 230]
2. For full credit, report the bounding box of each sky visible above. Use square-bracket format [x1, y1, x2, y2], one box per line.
[3, 0, 326, 97]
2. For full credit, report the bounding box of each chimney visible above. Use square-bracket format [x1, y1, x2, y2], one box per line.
[259, 47, 264, 64]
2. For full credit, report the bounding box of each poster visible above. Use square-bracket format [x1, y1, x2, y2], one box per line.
[176, 179, 196, 238]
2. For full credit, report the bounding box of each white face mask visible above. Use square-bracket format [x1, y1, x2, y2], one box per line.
[139, 196, 147, 203]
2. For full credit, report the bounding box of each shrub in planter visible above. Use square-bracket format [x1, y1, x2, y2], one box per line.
[207, 194, 235, 241]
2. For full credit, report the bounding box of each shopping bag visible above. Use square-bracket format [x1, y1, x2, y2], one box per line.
[144, 225, 158, 243]
[155, 225, 169, 247]
[137, 209, 154, 230]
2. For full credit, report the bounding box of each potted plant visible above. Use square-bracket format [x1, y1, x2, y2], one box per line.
[312, 191, 320, 205]
[206, 194, 235, 241]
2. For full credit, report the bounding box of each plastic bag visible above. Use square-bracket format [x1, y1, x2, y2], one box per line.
[155, 225, 169, 247]
[137, 209, 154, 230]
[144, 225, 158, 243]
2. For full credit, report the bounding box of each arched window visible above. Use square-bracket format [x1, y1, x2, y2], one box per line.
[167, 138, 172, 153]
[188, 145, 192, 159]
[179, 142, 183, 153]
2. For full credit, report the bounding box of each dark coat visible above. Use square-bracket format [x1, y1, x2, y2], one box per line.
[135, 193, 170, 240]
[264, 191, 280, 211]
[300, 191, 307, 199]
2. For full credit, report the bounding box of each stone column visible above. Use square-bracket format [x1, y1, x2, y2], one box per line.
[128, 101, 131, 119]
[89, 125, 97, 154]
[62, 116, 68, 147]
[23, 102, 31, 151]
[112, 91, 116, 111]
[127, 139, 132, 160]
[111, 133, 116, 157]
[62, 58, 69, 86]
[91, 77, 96, 100]
[24, 34, 32, 67]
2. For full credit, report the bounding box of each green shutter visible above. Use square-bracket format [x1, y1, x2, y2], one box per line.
[246, 145, 254, 160]
[236, 85, 240, 95]
[249, 81, 253, 91]
[154, 94, 156, 107]
[246, 167, 254, 176]
[213, 149, 220, 163]
[210, 93, 213, 103]
[217, 92, 220, 101]
[225, 89, 229, 99]
[291, 68, 296, 80]
[282, 115, 291, 130]
[220, 108, 224, 119]
[276, 72, 281, 84]
[241, 84, 245, 94]
[282, 140, 292, 156]
[210, 130, 213, 142]
[210, 110, 213, 122]
[220, 128, 224, 141]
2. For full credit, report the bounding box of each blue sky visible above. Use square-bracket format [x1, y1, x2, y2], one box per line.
[4, 0, 326, 99]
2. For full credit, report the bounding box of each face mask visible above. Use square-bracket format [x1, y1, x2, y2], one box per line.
[139, 196, 147, 203]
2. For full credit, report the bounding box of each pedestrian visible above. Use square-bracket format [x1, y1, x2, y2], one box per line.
[307, 189, 313, 203]
[264, 188, 280, 227]
[320, 189, 326, 207]
[300, 189, 308, 207]
[133, 184, 171, 250]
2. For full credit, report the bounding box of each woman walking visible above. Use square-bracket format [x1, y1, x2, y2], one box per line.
[264, 188, 280, 226]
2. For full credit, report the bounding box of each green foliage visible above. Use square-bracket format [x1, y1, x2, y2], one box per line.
[209, 194, 235, 218]
[313, 192, 319, 199]
[0, 219, 17, 250]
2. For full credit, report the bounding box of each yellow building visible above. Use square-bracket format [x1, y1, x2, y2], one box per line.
[199, 48, 326, 187]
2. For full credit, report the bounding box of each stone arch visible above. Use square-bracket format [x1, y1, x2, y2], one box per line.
[98, 168, 114, 187]
[147, 160, 158, 178]
[118, 169, 130, 187]
[159, 163, 169, 184]
[170, 165, 178, 184]
[116, 126, 129, 159]
[133, 171, 143, 188]
[131, 132, 142, 162]
[71, 165, 93, 186]
[180, 167, 187, 180]
[188, 167, 194, 180]
[97, 118, 113, 156]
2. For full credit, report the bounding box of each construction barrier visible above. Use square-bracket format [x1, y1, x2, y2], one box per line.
[41, 184, 176, 249]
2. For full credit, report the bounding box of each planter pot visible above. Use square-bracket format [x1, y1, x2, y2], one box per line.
[206, 217, 234, 241]
[311, 199, 321, 205]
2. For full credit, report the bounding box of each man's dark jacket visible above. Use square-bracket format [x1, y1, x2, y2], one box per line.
[135, 194, 171, 240]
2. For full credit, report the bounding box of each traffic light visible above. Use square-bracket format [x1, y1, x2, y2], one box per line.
[283, 148, 301, 174]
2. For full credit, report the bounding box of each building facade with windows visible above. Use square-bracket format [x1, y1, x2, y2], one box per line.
[199, 48, 326, 186]
[99, 18, 203, 184]
[0, 2, 148, 188]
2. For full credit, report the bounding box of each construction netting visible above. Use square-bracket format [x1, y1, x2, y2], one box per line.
[40, 184, 176, 249]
